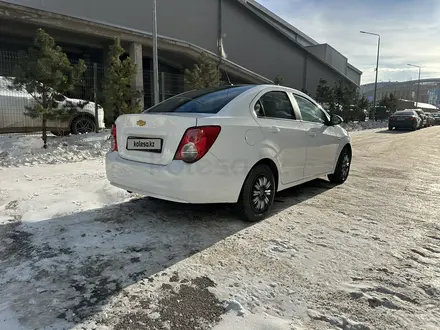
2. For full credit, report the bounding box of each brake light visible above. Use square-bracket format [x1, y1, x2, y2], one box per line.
[174, 126, 221, 163]
[111, 124, 118, 152]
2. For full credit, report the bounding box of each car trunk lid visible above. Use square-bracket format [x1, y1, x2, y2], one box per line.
[116, 113, 210, 165]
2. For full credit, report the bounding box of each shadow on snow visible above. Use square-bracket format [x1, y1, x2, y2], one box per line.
[0, 179, 334, 329]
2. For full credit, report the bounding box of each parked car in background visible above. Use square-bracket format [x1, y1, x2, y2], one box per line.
[414, 109, 427, 128]
[432, 112, 440, 125]
[371, 106, 391, 121]
[388, 110, 421, 131]
[425, 113, 436, 127]
[0, 76, 105, 135]
[106, 84, 352, 222]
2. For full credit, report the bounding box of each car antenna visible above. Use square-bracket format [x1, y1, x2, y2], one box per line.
[224, 69, 233, 86]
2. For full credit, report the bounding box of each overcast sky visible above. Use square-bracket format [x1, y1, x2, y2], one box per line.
[257, 0, 440, 85]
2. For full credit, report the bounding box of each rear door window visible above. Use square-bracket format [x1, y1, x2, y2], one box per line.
[255, 91, 295, 120]
[145, 85, 254, 114]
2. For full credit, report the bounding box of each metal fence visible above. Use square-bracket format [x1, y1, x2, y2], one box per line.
[0, 50, 185, 136]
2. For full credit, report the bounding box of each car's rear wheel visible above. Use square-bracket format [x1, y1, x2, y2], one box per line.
[71, 116, 96, 135]
[237, 164, 275, 222]
[328, 148, 351, 184]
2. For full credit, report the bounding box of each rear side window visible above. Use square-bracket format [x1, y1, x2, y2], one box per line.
[255, 91, 295, 119]
[145, 85, 254, 114]
[395, 111, 415, 116]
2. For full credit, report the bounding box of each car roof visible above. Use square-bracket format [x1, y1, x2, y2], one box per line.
[249, 84, 316, 101]
[396, 110, 415, 114]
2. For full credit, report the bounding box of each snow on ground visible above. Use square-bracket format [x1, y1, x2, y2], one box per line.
[341, 120, 387, 132]
[1, 127, 440, 330]
[0, 131, 110, 167]
[0, 122, 385, 168]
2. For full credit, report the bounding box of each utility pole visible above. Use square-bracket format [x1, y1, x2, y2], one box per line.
[360, 31, 380, 115]
[152, 0, 160, 105]
[407, 64, 421, 107]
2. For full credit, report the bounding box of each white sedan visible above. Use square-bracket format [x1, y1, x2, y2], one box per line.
[0, 76, 105, 135]
[106, 85, 351, 221]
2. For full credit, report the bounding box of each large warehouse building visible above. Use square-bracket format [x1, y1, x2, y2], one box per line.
[361, 78, 440, 108]
[0, 0, 362, 109]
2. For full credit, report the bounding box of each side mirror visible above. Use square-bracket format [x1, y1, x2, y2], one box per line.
[329, 114, 343, 126]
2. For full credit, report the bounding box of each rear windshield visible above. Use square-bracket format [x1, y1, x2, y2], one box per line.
[144, 85, 254, 114]
[395, 111, 415, 116]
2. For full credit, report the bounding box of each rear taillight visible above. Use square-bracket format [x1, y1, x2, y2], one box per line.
[111, 124, 118, 152]
[408, 117, 414, 120]
[174, 126, 221, 163]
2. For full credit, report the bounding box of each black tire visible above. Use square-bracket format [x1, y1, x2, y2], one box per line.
[51, 130, 70, 137]
[328, 148, 351, 184]
[237, 164, 276, 222]
[71, 116, 96, 135]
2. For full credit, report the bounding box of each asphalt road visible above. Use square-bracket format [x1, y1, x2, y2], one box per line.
[1, 127, 440, 330]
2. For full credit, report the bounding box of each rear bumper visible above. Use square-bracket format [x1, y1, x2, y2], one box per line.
[106, 152, 245, 203]
[389, 120, 416, 129]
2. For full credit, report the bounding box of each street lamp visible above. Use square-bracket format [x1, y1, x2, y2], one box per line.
[360, 31, 380, 114]
[407, 64, 421, 107]
[152, 0, 160, 105]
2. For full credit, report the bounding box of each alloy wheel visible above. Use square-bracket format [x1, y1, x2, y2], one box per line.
[251, 175, 273, 213]
[341, 153, 351, 180]
[75, 118, 95, 134]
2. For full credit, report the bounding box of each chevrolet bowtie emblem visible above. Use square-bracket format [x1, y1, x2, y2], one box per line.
[137, 120, 146, 127]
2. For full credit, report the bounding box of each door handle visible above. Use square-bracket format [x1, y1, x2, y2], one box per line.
[308, 131, 317, 137]
[269, 126, 281, 133]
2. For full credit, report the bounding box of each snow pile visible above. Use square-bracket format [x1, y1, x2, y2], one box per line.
[342, 120, 387, 132]
[0, 131, 110, 167]
[0, 120, 387, 168]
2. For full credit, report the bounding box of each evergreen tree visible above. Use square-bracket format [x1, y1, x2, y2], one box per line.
[332, 81, 345, 114]
[358, 95, 369, 110]
[184, 52, 222, 90]
[388, 93, 398, 112]
[9, 28, 86, 148]
[316, 78, 332, 103]
[273, 74, 284, 85]
[102, 37, 142, 123]
[379, 93, 390, 107]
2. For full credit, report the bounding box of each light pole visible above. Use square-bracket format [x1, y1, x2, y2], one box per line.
[360, 31, 380, 114]
[152, 0, 160, 105]
[407, 64, 421, 107]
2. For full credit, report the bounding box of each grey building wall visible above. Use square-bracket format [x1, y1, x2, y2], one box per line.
[347, 66, 361, 86]
[305, 44, 326, 62]
[3, 0, 220, 53]
[325, 46, 347, 75]
[306, 55, 344, 94]
[222, 0, 305, 88]
[2, 0, 358, 94]
[306, 44, 348, 78]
